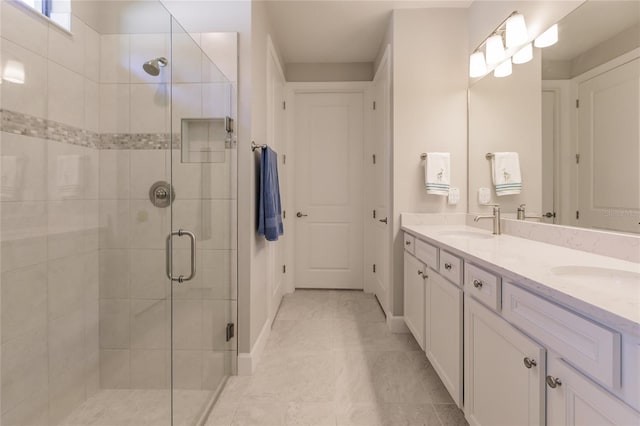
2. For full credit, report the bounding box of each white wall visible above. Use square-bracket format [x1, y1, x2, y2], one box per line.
[285, 62, 373, 82]
[391, 8, 469, 315]
[468, 51, 542, 216]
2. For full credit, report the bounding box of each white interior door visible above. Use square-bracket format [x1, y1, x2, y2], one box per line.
[294, 91, 364, 289]
[371, 51, 391, 310]
[577, 58, 640, 233]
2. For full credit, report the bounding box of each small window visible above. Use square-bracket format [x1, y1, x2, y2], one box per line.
[17, 0, 71, 31]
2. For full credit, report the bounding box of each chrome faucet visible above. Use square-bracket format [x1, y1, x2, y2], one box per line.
[517, 204, 542, 221]
[474, 204, 501, 235]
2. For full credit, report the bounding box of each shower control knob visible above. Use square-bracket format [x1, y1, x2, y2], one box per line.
[155, 188, 168, 200]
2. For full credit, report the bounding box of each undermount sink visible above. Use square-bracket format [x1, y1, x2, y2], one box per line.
[551, 266, 640, 286]
[437, 230, 493, 240]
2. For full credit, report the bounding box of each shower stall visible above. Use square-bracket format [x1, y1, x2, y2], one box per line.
[0, 1, 237, 425]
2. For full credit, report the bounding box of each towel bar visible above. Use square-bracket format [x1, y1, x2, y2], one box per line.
[485, 153, 495, 160]
[251, 141, 267, 151]
[420, 153, 427, 160]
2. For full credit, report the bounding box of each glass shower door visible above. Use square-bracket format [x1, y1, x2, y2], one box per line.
[168, 18, 237, 425]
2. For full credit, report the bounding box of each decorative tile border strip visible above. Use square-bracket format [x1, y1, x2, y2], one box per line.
[0, 109, 180, 150]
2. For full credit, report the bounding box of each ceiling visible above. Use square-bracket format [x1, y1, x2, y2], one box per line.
[266, 0, 471, 64]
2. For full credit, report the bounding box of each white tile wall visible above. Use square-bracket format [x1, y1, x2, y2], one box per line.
[100, 34, 130, 83]
[99, 84, 131, 133]
[84, 25, 100, 81]
[47, 61, 85, 127]
[0, 1, 48, 56]
[1, 38, 48, 118]
[48, 16, 85, 75]
[130, 83, 169, 134]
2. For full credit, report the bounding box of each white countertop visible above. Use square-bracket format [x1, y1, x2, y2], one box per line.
[402, 224, 640, 337]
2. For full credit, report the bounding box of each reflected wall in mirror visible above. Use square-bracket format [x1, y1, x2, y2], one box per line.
[468, 0, 640, 234]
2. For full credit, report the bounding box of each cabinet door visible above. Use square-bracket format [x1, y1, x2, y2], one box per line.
[404, 252, 425, 349]
[427, 272, 463, 407]
[547, 356, 640, 426]
[465, 296, 545, 426]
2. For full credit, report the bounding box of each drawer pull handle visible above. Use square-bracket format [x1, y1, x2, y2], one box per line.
[523, 357, 537, 369]
[473, 279, 483, 289]
[546, 376, 562, 388]
[417, 270, 424, 277]
[406, 241, 411, 246]
[444, 263, 452, 270]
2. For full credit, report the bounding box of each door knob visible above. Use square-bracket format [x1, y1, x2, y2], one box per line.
[523, 357, 537, 369]
[379, 217, 388, 224]
[546, 376, 562, 388]
[296, 212, 308, 218]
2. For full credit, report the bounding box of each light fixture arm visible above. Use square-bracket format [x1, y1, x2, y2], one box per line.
[472, 10, 520, 54]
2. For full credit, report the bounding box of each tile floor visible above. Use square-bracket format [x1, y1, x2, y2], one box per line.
[205, 290, 468, 426]
[60, 389, 212, 426]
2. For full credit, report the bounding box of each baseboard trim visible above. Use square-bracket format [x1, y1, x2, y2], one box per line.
[387, 314, 410, 333]
[237, 317, 272, 376]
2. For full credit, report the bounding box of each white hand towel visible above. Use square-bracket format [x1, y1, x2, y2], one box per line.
[491, 152, 522, 196]
[425, 152, 450, 196]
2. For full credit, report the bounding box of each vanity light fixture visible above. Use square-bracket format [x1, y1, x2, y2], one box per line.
[505, 13, 528, 48]
[494, 59, 512, 78]
[534, 24, 558, 48]
[469, 51, 488, 78]
[485, 34, 505, 65]
[512, 43, 533, 64]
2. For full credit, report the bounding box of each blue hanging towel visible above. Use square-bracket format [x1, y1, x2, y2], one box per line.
[258, 147, 284, 241]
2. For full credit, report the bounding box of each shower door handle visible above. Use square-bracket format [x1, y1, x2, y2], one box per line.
[166, 229, 197, 283]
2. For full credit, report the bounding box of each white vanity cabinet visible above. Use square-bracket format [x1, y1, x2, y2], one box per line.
[403, 251, 426, 349]
[464, 295, 545, 426]
[547, 354, 640, 426]
[426, 270, 463, 407]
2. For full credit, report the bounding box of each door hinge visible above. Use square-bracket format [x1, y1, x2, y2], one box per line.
[576, 211, 580, 220]
[576, 99, 580, 108]
[373, 264, 376, 273]
[283, 154, 286, 165]
[283, 101, 286, 110]
[372, 209, 377, 219]
[226, 323, 235, 342]
[283, 265, 286, 274]
[372, 154, 376, 164]
[373, 101, 376, 110]
[576, 154, 580, 164]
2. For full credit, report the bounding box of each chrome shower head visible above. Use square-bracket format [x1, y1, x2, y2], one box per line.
[143, 57, 168, 76]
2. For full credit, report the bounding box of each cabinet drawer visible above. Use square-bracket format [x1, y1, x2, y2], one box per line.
[440, 250, 463, 287]
[464, 263, 501, 311]
[503, 282, 621, 390]
[415, 239, 439, 270]
[404, 233, 415, 255]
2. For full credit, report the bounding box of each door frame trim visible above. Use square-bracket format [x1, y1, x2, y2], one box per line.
[286, 81, 372, 290]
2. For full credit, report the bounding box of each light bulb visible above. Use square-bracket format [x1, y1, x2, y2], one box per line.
[469, 51, 488, 78]
[494, 59, 512, 78]
[485, 34, 505, 65]
[506, 13, 528, 48]
[534, 24, 558, 48]
[512, 43, 533, 64]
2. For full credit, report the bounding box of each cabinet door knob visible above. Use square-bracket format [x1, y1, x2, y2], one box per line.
[444, 263, 452, 270]
[473, 279, 483, 289]
[406, 241, 411, 246]
[546, 376, 562, 388]
[417, 270, 423, 277]
[523, 357, 537, 369]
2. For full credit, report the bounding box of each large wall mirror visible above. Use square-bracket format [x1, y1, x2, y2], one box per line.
[468, 0, 639, 234]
